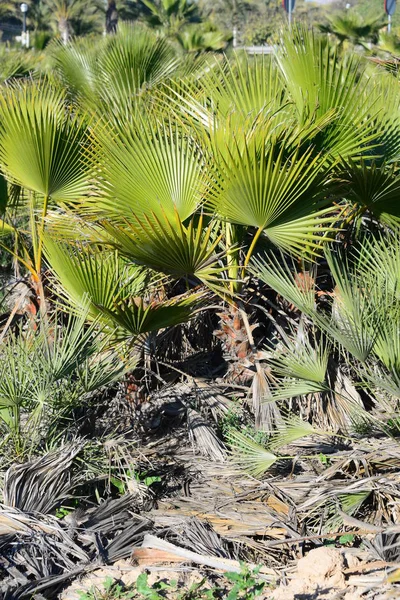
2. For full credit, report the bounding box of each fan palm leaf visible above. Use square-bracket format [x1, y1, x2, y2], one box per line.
[93, 117, 209, 224]
[228, 429, 278, 477]
[209, 136, 334, 257]
[101, 211, 231, 292]
[357, 230, 400, 303]
[339, 160, 400, 225]
[43, 236, 148, 322]
[44, 236, 202, 345]
[276, 27, 380, 160]
[166, 53, 287, 128]
[98, 24, 179, 106]
[266, 333, 330, 386]
[99, 292, 203, 344]
[269, 414, 324, 451]
[50, 37, 101, 104]
[249, 253, 316, 314]
[0, 83, 90, 202]
[322, 247, 382, 362]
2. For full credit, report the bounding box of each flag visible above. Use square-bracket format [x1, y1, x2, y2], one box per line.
[283, 0, 296, 13]
[385, 0, 396, 16]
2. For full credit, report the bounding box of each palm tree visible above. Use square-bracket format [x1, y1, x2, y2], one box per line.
[106, 0, 118, 33]
[319, 10, 386, 49]
[141, 0, 201, 37]
[43, 0, 103, 43]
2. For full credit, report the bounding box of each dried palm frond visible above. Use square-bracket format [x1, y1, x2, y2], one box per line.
[187, 408, 226, 461]
[191, 379, 234, 421]
[176, 517, 231, 559]
[2, 442, 85, 513]
[0, 493, 153, 598]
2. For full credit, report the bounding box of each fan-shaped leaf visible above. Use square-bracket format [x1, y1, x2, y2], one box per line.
[0, 84, 90, 202]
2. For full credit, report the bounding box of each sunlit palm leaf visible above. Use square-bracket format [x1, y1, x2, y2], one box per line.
[166, 52, 287, 129]
[209, 135, 334, 256]
[267, 380, 330, 402]
[339, 160, 400, 225]
[250, 253, 316, 314]
[38, 306, 100, 381]
[50, 37, 101, 104]
[94, 118, 209, 224]
[269, 414, 322, 451]
[276, 26, 380, 160]
[99, 292, 203, 344]
[266, 333, 330, 385]
[357, 230, 400, 302]
[98, 24, 179, 106]
[43, 236, 148, 321]
[101, 211, 230, 292]
[0, 84, 90, 202]
[322, 247, 382, 362]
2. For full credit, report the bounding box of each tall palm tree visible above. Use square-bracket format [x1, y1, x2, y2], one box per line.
[43, 0, 103, 43]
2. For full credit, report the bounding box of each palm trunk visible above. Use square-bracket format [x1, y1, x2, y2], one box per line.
[106, 0, 118, 34]
[59, 16, 69, 44]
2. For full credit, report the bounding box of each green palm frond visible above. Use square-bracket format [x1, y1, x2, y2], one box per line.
[253, 247, 381, 363]
[0, 83, 90, 202]
[176, 27, 227, 53]
[357, 230, 400, 302]
[0, 335, 37, 416]
[44, 235, 203, 344]
[167, 53, 287, 128]
[99, 292, 203, 344]
[340, 491, 371, 515]
[268, 334, 331, 390]
[43, 236, 148, 321]
[98, 24, 179, 105]
[339, 160, 400, 225]
[101, 211, 231, 292]
[321, 247, 381, 362]
[361, 71, 400, 164]
[94, 118, 208, 224]
[269, 415, 322, 451]
[50, 37, 101, 104]
[38, 306, 100, 381]
[267, 380, 330, 402]
[211, 140, 324, 228]
[228, 429, 278, 477]
[373, 320, 400, 373]
[209, 136, 333, 256]
[361, 364, 400, 401]
[250, 254, 316, 314]
[276, 27, 379, 160]
[77, 353, 128, 394]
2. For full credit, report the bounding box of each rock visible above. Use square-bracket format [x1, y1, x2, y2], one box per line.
[297, 546, 345, 587]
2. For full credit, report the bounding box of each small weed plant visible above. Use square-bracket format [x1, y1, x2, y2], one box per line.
[77, 564, 267, 599]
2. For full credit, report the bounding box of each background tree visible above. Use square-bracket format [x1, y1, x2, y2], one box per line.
[141, 0, 201, 37]
[44, 0, 104, 42]
[106, 1, 118, 33]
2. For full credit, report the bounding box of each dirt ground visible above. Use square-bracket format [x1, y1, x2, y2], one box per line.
[61, 546, 395, 599]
